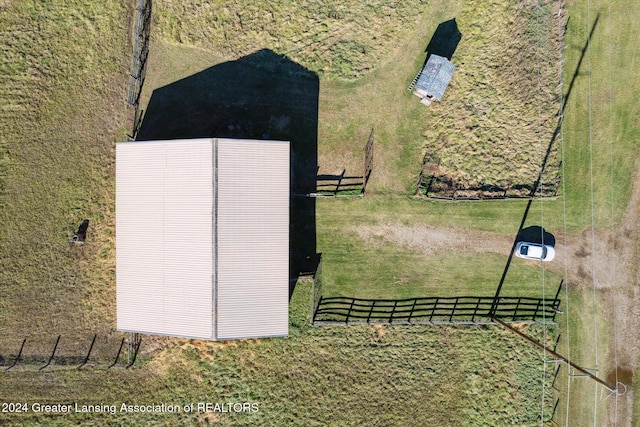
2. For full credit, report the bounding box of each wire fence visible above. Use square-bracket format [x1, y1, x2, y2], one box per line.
[127, 0, 152, 107]
[1, 333, 142, 372]
[313, 295, 561, 325]
[414, 168, 561, 200]
[314, 128, 374, 197]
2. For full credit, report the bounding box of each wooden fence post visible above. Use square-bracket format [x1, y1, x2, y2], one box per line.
[312, 296, 322, 325]
[346, 299, 355, 324]
[39, 335, 61, 371]
[362, 129, 374, 195]
[513, 297, 521, 321]
[126, 338, 142, 369]
[533, 299, 542, 321]
[109, 337, 126, 368]
[554, 279, 563, 301]
[390, 301, 398, 324]
[367, 300, 376, 323]
[5, 338, 26, 371]
[408, 299, 417, 323]
[472, 298, 482, 323]
[552, 279, 564, 321]
[77, 334, 97, 369]
[449, 297, 458, 322]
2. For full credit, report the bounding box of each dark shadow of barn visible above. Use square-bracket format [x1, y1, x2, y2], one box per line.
[136, 49, 320, 298]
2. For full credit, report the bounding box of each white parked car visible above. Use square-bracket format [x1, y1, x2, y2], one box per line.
[515, 242, 556, 262]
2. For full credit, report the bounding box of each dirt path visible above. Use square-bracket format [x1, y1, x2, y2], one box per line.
[353, 221, 616, 284]
[602, 165, 640, 426]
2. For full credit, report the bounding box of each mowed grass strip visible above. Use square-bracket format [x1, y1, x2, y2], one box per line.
[562, 0, 640, 229]
[317, 197, 562, 300]
[552, 0, 640, 424]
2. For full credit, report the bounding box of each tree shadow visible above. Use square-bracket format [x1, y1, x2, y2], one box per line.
[136, 48, 320, 299]
[425, 18, 462, 60]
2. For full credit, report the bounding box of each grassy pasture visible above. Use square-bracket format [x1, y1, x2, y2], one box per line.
[2, 0, 639, 424]
[561, 0, 640, 228]
[418, 0, 563, 198]
[0, 0, 130, 357]
[1, 282, 558, 426]
[553, 0, 640, 425]
[153, 0, 435, 81]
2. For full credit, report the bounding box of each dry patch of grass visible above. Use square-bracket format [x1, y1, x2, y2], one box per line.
[154, 0, 434, 80]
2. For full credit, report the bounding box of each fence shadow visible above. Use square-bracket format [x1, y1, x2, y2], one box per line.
[135, 49, 320, 298]
[1, 334, 141, 371]
[314, 129, 374, 197]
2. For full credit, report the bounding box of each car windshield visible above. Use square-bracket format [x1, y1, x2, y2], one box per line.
[520, 246, 528, 255]
[542, 247, 547, 258]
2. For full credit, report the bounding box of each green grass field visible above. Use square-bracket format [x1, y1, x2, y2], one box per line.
[317, 197, 563, 300]
[554, 0, 640, 425]
[0, 0, 130, 357]
[1, 0, 639, 425]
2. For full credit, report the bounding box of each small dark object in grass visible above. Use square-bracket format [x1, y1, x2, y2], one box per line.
[70, 219, 89, 244]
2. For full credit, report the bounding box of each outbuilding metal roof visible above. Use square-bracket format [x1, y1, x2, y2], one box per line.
[116, 138, 289, 340]
[414, 54, 456, 101]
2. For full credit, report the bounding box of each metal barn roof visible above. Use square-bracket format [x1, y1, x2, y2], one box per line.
[116, 138, 289, 340]
[413, 54, 456, 102]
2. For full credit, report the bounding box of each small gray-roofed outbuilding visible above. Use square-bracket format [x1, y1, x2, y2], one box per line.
[413, 54, 456, 104]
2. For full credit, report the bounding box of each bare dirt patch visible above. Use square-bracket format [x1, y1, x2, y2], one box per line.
[354, 223, 513, 257]
[556, 163, 640, 426]
[600, 164, 640, 426]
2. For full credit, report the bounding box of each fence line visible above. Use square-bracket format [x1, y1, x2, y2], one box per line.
[313, 295, 561, 325]
[414, 171, 561, 201]
[2, 334, 142, 372]
[362, 129, 374, 195]
[316, 169, 363, 196]
[311, 257, 323, 324]
[315, 128, 374, 197]
[127, 0, 152, 107]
